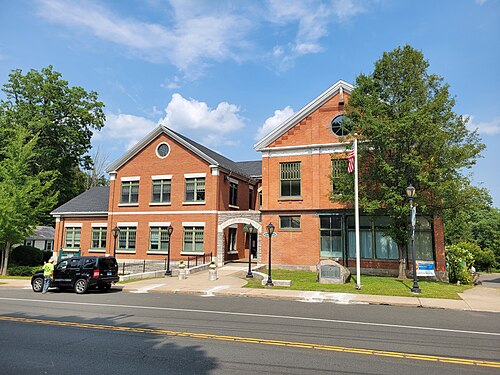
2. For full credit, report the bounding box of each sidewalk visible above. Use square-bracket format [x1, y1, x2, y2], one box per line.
[2, 267, 499, 313]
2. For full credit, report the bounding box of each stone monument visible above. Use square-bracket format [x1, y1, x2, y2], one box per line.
[317, 259, 351, 284]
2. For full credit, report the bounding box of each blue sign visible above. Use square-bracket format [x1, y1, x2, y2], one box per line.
[416, 261, 435, 277]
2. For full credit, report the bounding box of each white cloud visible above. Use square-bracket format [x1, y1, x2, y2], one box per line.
[467, 115, 500, 135]
[267, 0, 366, 68]
[161, 93, 246, 146]
[256, 106, 295, 140]
[36, 0, 251, 77]
[93, 113, 158, 150]
[475, 0, 487, 5]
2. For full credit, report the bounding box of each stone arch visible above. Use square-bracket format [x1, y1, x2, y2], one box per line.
[217, 212, 261, 265]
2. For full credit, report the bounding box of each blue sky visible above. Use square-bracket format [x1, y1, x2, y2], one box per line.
[1, 0, 499, 206]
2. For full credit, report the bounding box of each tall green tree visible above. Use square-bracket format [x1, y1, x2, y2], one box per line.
[0, 127, 58, 275]
[0, 66, 105, 221]
[333, 45, 485, 278]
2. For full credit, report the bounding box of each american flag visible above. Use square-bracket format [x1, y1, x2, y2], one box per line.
[347, 149, 355, 173]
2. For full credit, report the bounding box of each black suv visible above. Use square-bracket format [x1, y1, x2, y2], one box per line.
[32, 256, 119, 294]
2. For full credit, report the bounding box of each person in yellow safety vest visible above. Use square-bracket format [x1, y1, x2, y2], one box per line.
[42, 258, 54, 294]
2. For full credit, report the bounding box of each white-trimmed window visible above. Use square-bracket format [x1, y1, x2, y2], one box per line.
[152, 179, 171, 203]
[229, 181, 238, 206]
[183, 227, 204, 253]
[149, 227, 170, 252]
[121, 181, 139, 204]
[280, 162, 301, 197]
[185, 177, 205, 202]
[91, 227, 107, 249]
[331, 159, 347, 192]
[118, 227, 136, 251]
[64, 227, 81, 248]
[280, 216, 301, 230]
[227, 228, 237, 253]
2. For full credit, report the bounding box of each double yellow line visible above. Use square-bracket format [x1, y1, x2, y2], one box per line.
[1, 315, 499, 368]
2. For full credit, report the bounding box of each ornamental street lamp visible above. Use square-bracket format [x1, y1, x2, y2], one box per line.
[165, 225, 174, 276]
[244, 224, 256, 278]
[406, 184, 421, 294]
[111, 226, 120, 258]
[266, 222, 275, 287]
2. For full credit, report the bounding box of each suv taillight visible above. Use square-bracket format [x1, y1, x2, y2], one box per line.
[93, 269, 100, 278]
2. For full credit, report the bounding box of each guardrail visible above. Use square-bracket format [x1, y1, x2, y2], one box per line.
[185, 252, 212, 269]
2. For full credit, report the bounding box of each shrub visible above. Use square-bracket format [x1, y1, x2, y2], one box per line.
[10, 246, 44, 266]
[471, 247, 497, 272]
[7, 265, 40, 276]
[446, 243, 474, 284]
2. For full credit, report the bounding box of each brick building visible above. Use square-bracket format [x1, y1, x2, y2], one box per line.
[51, 80, 446, 279]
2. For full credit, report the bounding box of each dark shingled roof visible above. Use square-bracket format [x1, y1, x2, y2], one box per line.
[170, 129, 260, 180]
[236, 161, 262, 178]
[26, 226, 55, 240]
[51, 186, 109, 214]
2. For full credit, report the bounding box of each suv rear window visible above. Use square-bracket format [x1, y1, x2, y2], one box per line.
[98, 257, 118, 270]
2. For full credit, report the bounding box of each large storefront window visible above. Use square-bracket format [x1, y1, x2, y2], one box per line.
[320, 216, 342, 258]
[347, 216, 399, 260]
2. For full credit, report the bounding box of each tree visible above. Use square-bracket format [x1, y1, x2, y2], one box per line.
[0, 127, 58, 275]
[333, 45, 485, 278]
[0, 66, 105, 221]
[83, 146, 110, 189]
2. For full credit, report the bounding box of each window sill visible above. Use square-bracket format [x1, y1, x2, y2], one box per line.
[227, 251, 238, 255]
[278, 228, 302, 232]
[149, 202, 171, 206]
[118, 203, 139, 207]
[147, 251, 169, 255]
[180, 252, 205, 256]
[62, 248, 80, 252]
[116, 250, 136, 254]
[89, 249, 106, 253]
[228, 205, 240, 209]
[182, 201, 206, 205]
[278, 197, 303, 201]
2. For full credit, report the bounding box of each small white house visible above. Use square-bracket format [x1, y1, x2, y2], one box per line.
[24, 226, 54, 251]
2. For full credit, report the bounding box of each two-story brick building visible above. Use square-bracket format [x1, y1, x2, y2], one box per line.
[52, 126, 262, 266]
[51, 80, 446, 279]
[254, 80, 446, 280]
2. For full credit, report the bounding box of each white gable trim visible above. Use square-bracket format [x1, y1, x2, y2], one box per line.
[254, 80, 353, 151]
[106, 125, 219, 173]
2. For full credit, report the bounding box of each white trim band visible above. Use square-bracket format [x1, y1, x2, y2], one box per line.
[121, 176, 140, 182]
[152, 175, 172, 180]
[184, 173, 206, 178]
[117, 222, 138, 227]
[149, 222, 172, 227]
[182, 222, 205, 227]
[64, 223, 82, 228]
[91, 223, 108, 228]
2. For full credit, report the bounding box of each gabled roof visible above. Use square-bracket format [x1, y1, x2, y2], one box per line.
[254, 80, 353, 151]
[26, 226, 55, 240]
[106, 125, 258, 181]
[51, 186, 109, 215]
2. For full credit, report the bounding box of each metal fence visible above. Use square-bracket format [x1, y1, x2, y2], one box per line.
[118, 252, 212, 275]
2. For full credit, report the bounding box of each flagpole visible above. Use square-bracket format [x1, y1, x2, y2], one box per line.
[354, 136, 361, 290]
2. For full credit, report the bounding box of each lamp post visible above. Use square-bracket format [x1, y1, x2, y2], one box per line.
[111, 226, 120, 258]
[165, 225, 174, 276]
[244, 224, 255, 278]
[265, 222, 275, 287]
[406, 184, 421, 294]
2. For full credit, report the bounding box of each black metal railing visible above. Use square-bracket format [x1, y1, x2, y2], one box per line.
[185, 252, 212, 269]
[119, 260, 166, 276]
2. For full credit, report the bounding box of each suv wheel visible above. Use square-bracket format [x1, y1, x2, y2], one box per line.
[74, 278, 89, 294]
[32, 277, 44, 293]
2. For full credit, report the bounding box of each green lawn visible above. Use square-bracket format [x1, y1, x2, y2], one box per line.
[0, 275, 32, 280]
[244, 269, 471, 300]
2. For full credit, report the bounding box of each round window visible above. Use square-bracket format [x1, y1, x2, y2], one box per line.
[331, 115, 350, 136]
[156, 143, 170, 158]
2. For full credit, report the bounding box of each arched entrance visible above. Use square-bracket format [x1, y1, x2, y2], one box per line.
[217, 213, 261, 265]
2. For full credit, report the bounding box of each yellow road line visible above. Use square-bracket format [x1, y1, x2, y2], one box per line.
[1, 315, 499, 369]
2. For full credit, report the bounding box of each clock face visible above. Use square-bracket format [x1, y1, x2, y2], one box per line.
[331, 115, 350, 136]
[156, 143, 170, 158]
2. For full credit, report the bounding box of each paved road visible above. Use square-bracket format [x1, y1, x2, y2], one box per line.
[0, 289, 499, 374]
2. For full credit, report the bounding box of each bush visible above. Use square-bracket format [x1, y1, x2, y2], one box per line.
[10, 246, 44, 266]
[446, 243, 474, 284]
[471, 247, 496, 272]
[7, 265, 41, 276]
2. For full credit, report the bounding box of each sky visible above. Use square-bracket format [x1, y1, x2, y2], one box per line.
[1, 0, 499, 206]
